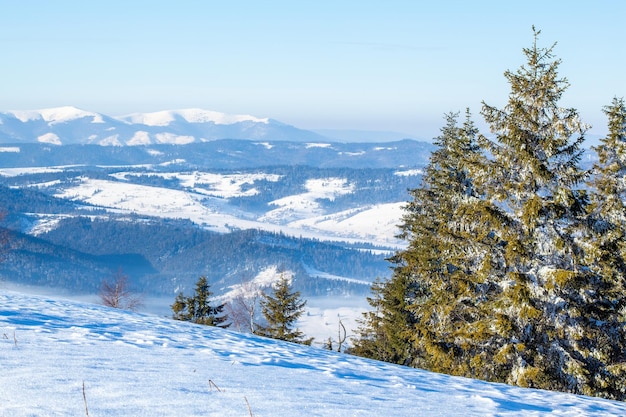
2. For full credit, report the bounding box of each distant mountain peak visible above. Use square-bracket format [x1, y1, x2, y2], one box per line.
[6, 106, 105, 125]
[117, 108, 270, 127]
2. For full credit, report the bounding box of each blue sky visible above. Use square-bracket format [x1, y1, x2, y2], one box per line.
[0, 1, 623, 140]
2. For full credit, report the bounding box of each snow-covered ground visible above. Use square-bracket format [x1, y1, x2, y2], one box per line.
[45, 172, 405, 247]
[1, 162, 410, 248]
[2, 290, 625, 416]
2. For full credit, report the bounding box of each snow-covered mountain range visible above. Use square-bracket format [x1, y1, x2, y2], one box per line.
[0, 106, 332, 145]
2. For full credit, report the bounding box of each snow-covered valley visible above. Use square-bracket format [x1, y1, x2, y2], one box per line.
[0, 141, 424, 343]
[0, 146, 421, 299]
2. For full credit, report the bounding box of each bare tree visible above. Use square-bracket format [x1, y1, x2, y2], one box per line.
[226, 278, 263, 334]
[336, 319, 347, 352]
[323, 318, 348, 352]
[100, 268, 144, 311]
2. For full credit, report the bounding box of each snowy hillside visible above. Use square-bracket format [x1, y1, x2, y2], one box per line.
[1, 163, 416, 248]
[1, 291, 625, 416]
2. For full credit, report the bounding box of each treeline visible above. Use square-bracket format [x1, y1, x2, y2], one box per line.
[0, 139, 435, 170]
[0, 229, 114, 292]
[28, 216, 386, 296]
[352, 29, 626, 401]
[225, 165, 420, 213]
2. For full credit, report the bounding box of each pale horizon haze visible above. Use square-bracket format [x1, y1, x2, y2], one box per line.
[0, 1, 624, 140]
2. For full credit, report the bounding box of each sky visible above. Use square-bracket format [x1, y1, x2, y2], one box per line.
[0, 1, 624, 140]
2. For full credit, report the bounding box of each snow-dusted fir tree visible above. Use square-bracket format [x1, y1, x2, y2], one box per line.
[258, 274, 312, 345]
[172, 276, 229, 328]
[588, 97, 626, 253]
[354, 111, 502, 373]
[577, 97, 626, 399]
[352, 114, 464, 367]
[403, 110, 511, 379]
[476, 27, 617, 394]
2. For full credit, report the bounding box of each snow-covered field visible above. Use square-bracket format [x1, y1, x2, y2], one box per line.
[45, 171, 406, 247]
[1, 160, 412, 248]
[2, 291, 625, 416]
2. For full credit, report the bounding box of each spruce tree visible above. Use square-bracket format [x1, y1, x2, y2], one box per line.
[589, 97, 626, 244]
[477, 27, 608, 394]
[258, 274, 312, 345]
[578, 97, 626, 399]
[354, 111, 500, 373]
[172, 276, 229, 328]
[402, 110, 508, 377]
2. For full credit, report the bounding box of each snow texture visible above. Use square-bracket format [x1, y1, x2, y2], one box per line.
[1, 291, 625, 416]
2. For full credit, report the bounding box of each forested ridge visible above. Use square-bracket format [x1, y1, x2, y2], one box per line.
[353, 29, 626, 400]
[0, 164, 420, 217]
[0, 139, 435, 170]
[1, 215, 386, 296]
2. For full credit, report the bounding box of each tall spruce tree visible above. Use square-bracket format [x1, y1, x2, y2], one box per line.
[354, 111, 499, 372]
[406, 110, 511, 379]
[172, 276, 229, 328]
[258, 274, 312, 345]
[476, 27, 612, 394]
[401, 110, 512, 378]
[588, 97, 626, 249]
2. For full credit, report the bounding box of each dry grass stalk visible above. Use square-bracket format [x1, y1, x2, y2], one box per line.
[82, 380, 89, 416]
[208, 379, 222, 392]
[244, 396, 254, 416]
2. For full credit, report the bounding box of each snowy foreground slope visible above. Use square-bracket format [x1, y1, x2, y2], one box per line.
[2, 292, 625, 416]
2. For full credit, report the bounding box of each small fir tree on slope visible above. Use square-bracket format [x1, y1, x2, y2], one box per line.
[172, 276, 229, 328]
[258, 274, 312, 345]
